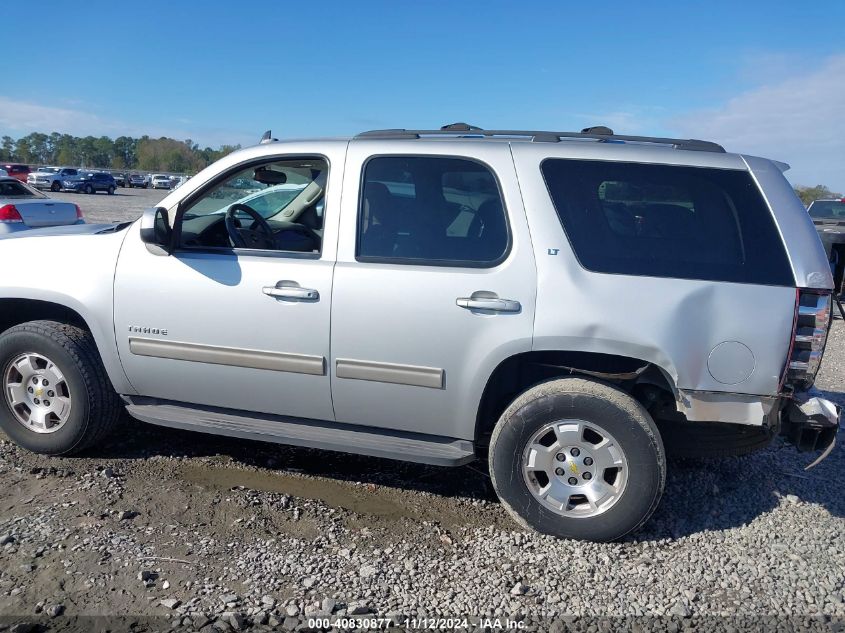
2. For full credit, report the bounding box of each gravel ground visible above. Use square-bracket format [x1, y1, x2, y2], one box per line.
[47, 186, 168, 225]
[0, 212, 843, 631]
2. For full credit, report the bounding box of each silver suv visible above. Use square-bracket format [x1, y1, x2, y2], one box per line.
[0, 124, 838, 541]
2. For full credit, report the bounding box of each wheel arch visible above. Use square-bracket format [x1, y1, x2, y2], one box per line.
[474, 349, 678, 449]
[0, 297, 134, 395]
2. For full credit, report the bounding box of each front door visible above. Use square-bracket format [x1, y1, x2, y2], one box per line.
[329, 142, 537, 440]
[114, 148, 344, 421]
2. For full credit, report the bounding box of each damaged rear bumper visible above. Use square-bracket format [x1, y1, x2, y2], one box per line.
[781, 391, 841, 469]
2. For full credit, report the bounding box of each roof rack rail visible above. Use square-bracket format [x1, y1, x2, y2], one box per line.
[355, 124, 726, 153]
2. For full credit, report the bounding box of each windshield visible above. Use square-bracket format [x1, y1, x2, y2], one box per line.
[38, 167, 60, 174]
[808, 200, 845, 219]
[0, 179, 47, 199]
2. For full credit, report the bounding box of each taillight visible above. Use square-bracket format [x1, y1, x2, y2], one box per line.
[74, 204, 83, 220]
[784, 289, 832, 389]
[0, 204, 23, 223]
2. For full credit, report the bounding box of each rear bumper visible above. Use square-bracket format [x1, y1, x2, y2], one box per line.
[678, 388, 839, 466]
[781, 390, 840, 458]
[0, 223, 29, 234]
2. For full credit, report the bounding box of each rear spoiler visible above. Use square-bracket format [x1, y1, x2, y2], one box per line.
[771, 159, 790, 173]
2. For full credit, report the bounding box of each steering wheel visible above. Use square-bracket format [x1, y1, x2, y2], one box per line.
[224, 204, 275, 249]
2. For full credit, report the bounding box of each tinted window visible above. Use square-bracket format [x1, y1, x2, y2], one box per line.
[358, 156, 508, 265]
[809, 200, 845, 219]
[541, 159, 793, 285]
[0, 180, 45, 198]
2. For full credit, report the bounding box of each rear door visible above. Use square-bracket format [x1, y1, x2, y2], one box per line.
[329, 140, 536, 440]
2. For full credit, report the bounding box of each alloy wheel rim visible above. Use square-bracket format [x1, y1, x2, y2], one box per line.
[522, 419, 628, 518]
[3, 352, 72, 434]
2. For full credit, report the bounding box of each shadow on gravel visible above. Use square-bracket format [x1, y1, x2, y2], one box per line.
[88, 414, 498, 502]
[77, 409, 845, 540]
[636, 433, 845, 541]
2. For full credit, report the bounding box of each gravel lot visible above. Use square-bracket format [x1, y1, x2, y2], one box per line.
[0, 195, 843, 630]
[47, 186, 168, 225]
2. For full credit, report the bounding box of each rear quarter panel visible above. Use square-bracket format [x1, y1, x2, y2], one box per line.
[511, 143, 797, 397]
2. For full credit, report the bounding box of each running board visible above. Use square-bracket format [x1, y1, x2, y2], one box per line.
[123, 397, 475, 467]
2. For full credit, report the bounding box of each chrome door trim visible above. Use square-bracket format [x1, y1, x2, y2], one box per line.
[335, 358, 444, 389]
[129, 337, 326, 375]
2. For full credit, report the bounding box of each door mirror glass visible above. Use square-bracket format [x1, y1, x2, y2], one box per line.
[139, 207, 172, 254]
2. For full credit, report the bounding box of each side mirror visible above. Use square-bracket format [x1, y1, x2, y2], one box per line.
[139, 207, 173, 255]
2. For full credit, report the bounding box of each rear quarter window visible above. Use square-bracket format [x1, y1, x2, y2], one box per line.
[541, 159, 794, 286]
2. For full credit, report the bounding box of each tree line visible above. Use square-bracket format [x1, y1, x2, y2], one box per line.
[794, 185, 842, 207]
[0, 132, 242, 174]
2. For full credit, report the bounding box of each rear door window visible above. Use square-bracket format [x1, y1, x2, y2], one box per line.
[541, 159, 793, 286]
[358, 156, 509, 266]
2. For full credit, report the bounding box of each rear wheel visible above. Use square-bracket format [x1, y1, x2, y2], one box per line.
[107, 186, 115, 195]
[490, 377, 665, 542]
[50, 181, 61, 192]
[0, 321, 121, 455]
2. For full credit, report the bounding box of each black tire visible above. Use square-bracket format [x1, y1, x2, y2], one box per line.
[657, 421, 774, 459]
[50, 181, 61, 192]
[107, 186, 115, 195]
[83, 184, 93, 195]
[0, 321, 121, 455]
[489, 377, 666, 542]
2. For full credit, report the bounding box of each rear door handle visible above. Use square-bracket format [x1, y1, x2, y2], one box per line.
[263, 283, 319, 301]
[456, 297, 521, 312]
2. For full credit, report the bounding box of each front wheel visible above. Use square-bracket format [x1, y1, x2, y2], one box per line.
[107, 186, 115, 195]
[0, 321, 122, 455]
[83, 184, 93, 195]
[489, 377, 666, 542]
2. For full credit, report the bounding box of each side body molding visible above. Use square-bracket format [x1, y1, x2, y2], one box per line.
[129, 338, 326, 375]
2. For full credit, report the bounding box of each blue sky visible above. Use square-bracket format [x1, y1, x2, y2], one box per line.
[4, 1, 844, 189]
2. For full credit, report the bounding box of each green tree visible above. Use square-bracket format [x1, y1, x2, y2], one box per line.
[795, 185, 842, 207]
[0, 131, 238, 172]
[0, 136, 12, 161]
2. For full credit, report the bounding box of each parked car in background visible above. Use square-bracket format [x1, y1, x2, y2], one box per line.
[127, 174, 148, 188]
[27, 167, 79, 192]
[1, 164, 30, 183]
[172, 175, 191, 189]
[62, 171, 117, 195]
[151, 174, 172, 190]
[0, 177, 83, 233]
[808, 198, 845, 297]
[112, 172, 127, 187]
[0, 168, 7, 177]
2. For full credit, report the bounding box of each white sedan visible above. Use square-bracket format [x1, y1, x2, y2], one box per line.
[0, 177, 84, 234]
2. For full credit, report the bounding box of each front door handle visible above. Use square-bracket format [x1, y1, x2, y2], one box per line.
[456, 297, 521, 312]
[263, 283, 319, 301]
